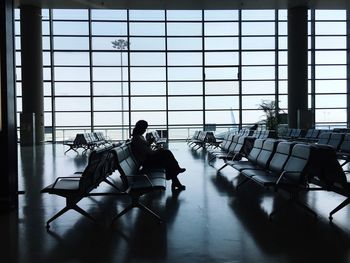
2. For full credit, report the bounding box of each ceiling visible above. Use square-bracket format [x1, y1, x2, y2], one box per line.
[13, 0, 350, 9]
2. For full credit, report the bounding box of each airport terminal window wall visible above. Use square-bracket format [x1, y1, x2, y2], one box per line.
[14, 9, 348, 142]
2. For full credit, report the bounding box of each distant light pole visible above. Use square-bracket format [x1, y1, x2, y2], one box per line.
[112, 39, 129, 140]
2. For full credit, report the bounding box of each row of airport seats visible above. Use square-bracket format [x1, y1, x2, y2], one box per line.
[280, 128, 347, 143]
[216, 137, 350, 221]
[187, 129, 276, 151]
[42, 142, 167, 228]
[204, 129, 276, 166]
[63, 132, 114, 154]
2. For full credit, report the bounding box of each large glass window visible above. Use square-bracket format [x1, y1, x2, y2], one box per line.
[14, 8, 349, 141]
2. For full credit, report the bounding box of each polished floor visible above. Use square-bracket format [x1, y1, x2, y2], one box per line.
[2, 142, 350, 262]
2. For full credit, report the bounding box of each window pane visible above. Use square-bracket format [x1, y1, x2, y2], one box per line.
[56, 112, 91, 126]
[55, 98, 90, 111]
[94, 97, 129, 111]
[53, 22, 89, 35]
[130, 52, 165, 66]
[315, 10, 346, 20]
[129, 10, 165, 21]
[169, 97, 202, 110]
[92, 22, 127, 35]
[315, 66, 346, 79]
[167, 23, 202, 36]
[167, 10, 202, 21]
[54, 52, 90, 66]
[55, 67, 90, 81]
[54, 37, 89, 50]
[242, 81, 275, 94]
[206, 110, 239, 124]
[205, 81, 239, 95]
[52, 9, 88, 20]
[242, 10, 275, 20]
[205, 22, 238, 36]
[167, 37, 202, 50]
[129, 37, 165, 50]
[55, 82, 91, 96]
[94, 82, 128, 96]
[204, 10, 238, 21]
[130, 67, 166, 81]
[94, 112, 123, 126]
[130, 22, 165, 36]
[91, 10, 127, 20]
[131, 82, 166, 95]
[168, 53, 202, 66]
[242, 66, 275, 80]
[93, 67, 128, 81]
[168, 82, 202, 95]
[242, 37, 275, 50]
[315, 51, 346, 64]
[315, 95, 346, 108]
[315, 22, 346, 35]
[205, 68, 238, 80]
[315, 80, 346, 93]
[315, 36, 346, 49]
[93, 52, 127, 66]
[206, 96, 239, 109]
[242, 52, 275, 65]
[168, 67, 202, 81]
[205, 37, 239, 50]
[168, 111, 202, 125]
[205, 52, 238, 65]
[242, 95, 275, 109]
[131, 112, 166, 125]
[131, 97, 166, 110]
[242, 22, 275, 35]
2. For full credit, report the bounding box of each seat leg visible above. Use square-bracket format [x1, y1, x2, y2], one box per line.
[111, 204, 135, 225]
[137, 203, 163, 223]
[73, 205, 96, 223]
[103, 178, 121, 191]
[329, 198, 350, 221]
[46, 206, 70, 229]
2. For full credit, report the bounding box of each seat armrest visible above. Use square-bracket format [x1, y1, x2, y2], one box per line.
[127, 174, 153, 187]
[276, 171, 302, 185]
[51, 176, 81, 188]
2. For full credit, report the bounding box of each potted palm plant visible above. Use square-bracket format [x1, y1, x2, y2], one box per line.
[258, 100, 279, 131]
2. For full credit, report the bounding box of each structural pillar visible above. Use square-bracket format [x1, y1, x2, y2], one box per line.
[20, 5, 44, 145]
[0, 0, 18, 210]
[288, 6, 310, 129]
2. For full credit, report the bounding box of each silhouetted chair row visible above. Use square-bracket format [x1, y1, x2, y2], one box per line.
[187, 131, 216, 150]
[208, 135, 256, 169]
[279, 128, 305, 140]
[64, 132, 112, 154]
[218, 138, 350, 220]
[112, 143, 167, 224]
[42, 142, 167, 228]
[206, 128, 276, 165]
[293, 128, 329, 143]
[41, 145, 118, 228]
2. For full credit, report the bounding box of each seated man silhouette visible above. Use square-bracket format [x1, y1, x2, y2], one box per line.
[130, 120, 186, 192]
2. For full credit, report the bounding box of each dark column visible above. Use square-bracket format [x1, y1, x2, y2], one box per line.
[288, 6, 310, 129]
[0, 0, 18, 210]
[20, 5, 44, 145]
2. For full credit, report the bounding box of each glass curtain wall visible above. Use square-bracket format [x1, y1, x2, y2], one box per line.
[14, 9, 349, 142]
